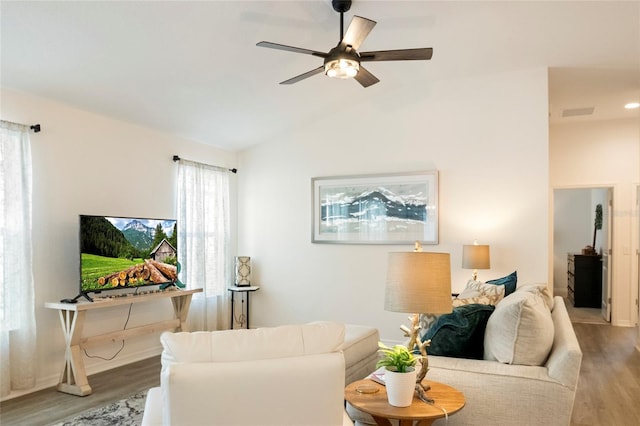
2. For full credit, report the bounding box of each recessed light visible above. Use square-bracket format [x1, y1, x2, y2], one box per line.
[624, 102, 640, 109]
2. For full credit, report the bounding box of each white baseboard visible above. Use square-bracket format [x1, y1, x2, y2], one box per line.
[0, 347, 162, 402]
[611, 320, 635, 327]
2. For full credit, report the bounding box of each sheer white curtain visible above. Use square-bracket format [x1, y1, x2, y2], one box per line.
[0, 120, 36, 397]
[176, 159, 231, 331]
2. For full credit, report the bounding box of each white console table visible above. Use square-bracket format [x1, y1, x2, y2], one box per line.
[45, 288, 202, 396]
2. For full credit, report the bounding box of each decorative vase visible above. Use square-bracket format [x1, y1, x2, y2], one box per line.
[384, 367, 417, 407]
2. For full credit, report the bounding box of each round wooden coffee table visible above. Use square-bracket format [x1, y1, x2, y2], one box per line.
[345, 379, 465, 426]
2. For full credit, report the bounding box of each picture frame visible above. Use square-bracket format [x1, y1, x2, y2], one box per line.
[311, 171, 438, 244]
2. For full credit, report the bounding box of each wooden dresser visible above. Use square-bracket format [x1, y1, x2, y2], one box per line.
[567, 253, 602, 308]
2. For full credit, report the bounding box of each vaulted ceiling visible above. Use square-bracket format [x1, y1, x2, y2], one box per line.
[2, 1, 639, 151]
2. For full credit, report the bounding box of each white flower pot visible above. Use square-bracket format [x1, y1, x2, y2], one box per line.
[384, 367, 417, 407]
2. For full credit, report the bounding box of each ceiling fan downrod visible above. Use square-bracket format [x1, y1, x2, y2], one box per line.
[332, 0, 352, 41]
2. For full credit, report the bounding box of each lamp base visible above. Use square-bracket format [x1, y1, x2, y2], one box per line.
[400, 314, 432, 400]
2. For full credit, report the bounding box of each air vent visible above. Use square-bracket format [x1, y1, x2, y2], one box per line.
[561, 107, 595, 117]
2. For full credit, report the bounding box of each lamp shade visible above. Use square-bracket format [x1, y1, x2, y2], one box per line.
[462, 244, 490, 270]
[385, 252, 452, 314]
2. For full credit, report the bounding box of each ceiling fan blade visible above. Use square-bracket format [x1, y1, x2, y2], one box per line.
[360, 48, 433, 62]
[354, 66, 380, 88]
[257, 41, 327, 58]
[340, 15, 376, 50]
[280, 66, 325, 85]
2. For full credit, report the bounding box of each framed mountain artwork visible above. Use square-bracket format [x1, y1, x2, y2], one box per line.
[311, 171, 438, 244]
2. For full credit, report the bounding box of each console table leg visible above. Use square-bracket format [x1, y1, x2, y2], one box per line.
[230, 291, 236, 329]
[171, 294, 194, 332]
[245, 291, 250, 329]
[57, 310, 91, 396]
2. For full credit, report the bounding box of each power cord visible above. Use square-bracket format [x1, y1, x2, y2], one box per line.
[83, 291, 136, 361]
[433, 403, 448, 425]
[418, 391, 449, 425]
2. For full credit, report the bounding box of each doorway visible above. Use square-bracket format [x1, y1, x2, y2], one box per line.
[637, 185, 640, 345]
[553, 187, 613, 323]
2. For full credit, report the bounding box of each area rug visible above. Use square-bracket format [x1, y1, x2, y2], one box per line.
[49, 390, 147, 426]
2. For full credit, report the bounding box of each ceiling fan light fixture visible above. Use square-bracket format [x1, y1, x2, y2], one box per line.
[325, 58, 359, 79]
[257, 0, 432, 87]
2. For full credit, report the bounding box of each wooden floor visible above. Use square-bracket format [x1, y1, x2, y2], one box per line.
[1, 323, 639, 425]
[564, 297, 608, 325]
[571, 323, 640, 426]
[0, 357, 160, 425]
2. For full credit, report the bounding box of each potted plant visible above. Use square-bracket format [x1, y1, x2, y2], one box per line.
[583, 204, 603, 256]
[376, 342, 422, 407]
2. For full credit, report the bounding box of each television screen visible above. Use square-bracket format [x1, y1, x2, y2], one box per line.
[79, 215, 178, 296]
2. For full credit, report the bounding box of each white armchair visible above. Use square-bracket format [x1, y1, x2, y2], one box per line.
[141, 322, 353, 426]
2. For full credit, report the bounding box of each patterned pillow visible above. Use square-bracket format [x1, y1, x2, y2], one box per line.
[453, 295, 498, 307]
[457, 280, 505, 305]
[418, 313, 440, 339]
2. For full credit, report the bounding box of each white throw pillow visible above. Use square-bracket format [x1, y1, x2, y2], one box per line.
[516, 283, 554, 310]
[483, 290, 554, 365]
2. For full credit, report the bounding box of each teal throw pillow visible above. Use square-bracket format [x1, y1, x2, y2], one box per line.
[486, 271, 517, 296]
[421, 304, 495, 360]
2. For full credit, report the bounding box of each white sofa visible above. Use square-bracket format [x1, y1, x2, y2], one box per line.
[142, 321, 378, 426]
[348, 296, 583, 426]
[342, 324, 379, 384]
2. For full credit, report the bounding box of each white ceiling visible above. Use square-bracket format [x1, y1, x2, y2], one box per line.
[2, 1, 639, 151]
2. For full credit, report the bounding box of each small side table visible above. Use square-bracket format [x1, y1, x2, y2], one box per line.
[345, 379, 465, 426]
[228, 286, 259, 329]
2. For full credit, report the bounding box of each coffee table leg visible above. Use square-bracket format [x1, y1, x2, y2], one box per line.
[375, 418, 435, 426]
[415, 419, 436, 426]
[371, 415, 393, 426]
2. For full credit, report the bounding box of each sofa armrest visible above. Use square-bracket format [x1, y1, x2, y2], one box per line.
[141, 387, 162, 426]
[161, 352, 346, 426]
[545, 296, 582, 390]
[425, 361, 577, 426]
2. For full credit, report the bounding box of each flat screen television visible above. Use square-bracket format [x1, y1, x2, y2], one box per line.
[79, 215, 178, 301]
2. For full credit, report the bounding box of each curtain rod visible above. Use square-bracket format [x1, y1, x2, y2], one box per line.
[172, 155, 237, 174]
[1, 120, 41, 133]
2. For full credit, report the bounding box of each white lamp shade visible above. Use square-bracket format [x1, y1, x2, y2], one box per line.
[462, 245, 490, 270]
[385, 252, 453, 314]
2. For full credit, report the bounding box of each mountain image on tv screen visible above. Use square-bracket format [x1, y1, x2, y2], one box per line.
[80, 215, 177, 293]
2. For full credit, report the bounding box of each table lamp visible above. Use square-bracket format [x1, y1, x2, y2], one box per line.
[385, 250, 452, 394]
[462, 242, 490, 281]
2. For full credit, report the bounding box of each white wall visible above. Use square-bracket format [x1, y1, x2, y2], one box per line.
[1, 88, 237, 397]
[550, 118, 640, 327]
[237, 68, 550, 343]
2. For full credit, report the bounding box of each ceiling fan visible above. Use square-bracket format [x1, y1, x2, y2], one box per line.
[256, 0, 433, 88]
